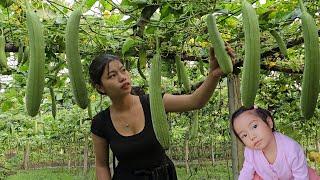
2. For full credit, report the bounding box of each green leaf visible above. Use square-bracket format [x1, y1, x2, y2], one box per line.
[100, 0, 112, 11]
[160, 3, 171, 20]
[124, 16, 135, 24]
[122, 37, 137, 55]
[6, 89, 17, 98]
[145, 26, 156, 34]
[0, 0, 14, 8]
[19, 65, 28, 72]
[1, 101, 13, 112]
[161, 14, 175, 23]
[120, 0, 131, 6]
[225, 17, 238, 28]
[86, 0, 97, 10]
[134, 0, 148, 5]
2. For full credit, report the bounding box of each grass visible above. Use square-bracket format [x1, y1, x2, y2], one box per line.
[5, 168, 96, 180]
[5, 161, 232, 180]
[176, 161, 232, 180]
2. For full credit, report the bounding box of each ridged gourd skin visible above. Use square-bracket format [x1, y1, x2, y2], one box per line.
[269, 30, 288, 57]
[149, 52, 170, 150]
[25, 8, 45, 117]
[299, 0, 320, 120]
[65, 9, 88, 109]
[175, 55, 191, 93]
[240, 0, 261, 108]
[0, 35, 7, 68]
[207, 14, 233, 74]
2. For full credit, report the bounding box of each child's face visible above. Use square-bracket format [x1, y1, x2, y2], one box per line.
[233, 110, 275, 151]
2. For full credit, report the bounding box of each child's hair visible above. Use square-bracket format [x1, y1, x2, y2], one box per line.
[231, 106, 275, 141]
[89, 53, 122, 95]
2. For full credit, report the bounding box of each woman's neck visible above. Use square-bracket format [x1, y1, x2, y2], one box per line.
[110, 94, 134, 112]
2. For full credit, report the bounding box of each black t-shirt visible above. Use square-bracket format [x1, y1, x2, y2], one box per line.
[91, 94, 166, 170]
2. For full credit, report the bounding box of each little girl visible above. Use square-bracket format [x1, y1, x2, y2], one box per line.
[231, 105, 320, 180]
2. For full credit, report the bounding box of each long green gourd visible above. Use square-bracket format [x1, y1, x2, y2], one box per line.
[0, 34, 7, 69]
[299, 0, 320, 120]
[25, 5, 45, 117]
[65, 9, 88, 109]
[240, 0, 261, 107]
[175, 55, 191, 93]
[269, 30, 288, 57]
[149, 39, 170, 150]
[207, 14, 233, 74]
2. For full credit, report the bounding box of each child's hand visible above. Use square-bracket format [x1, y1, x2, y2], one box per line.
[209, 43, 236, 77]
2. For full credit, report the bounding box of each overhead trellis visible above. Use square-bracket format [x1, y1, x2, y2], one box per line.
[0, 0, 319, 77]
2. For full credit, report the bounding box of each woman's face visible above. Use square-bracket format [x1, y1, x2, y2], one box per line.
[233, 110, 274, 151]
[98, 60, 132, 97]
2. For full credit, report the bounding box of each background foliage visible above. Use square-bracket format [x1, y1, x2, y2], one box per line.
[0, 0, 319, 178]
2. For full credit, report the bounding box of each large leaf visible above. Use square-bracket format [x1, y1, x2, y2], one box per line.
[1, 101, 13, 112]
[86, 0, 97, 10]
[100, 0, 112, 11]
[0, 0, 14, 8]
[145, 26, 156, 34]
[160, 3, 171, 20]
[121, 37, 137, 55]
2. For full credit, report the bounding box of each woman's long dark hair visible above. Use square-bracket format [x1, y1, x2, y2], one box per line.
[89, 53, 121, 94]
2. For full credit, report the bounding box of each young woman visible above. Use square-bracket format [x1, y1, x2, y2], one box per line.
[89, 47, 235, 180]
[231, 105, 320, 180]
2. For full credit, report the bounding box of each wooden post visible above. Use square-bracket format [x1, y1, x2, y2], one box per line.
[227, 74, 244, 180]
[211, 140, 215, 166]
[185, 139, 190, 174]
[83, 135, 89, 174]
[23, 141, 30, 170]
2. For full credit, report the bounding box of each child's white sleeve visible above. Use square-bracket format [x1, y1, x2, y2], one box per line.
[238, 148, 255, 180]
[290, 142, 309, 180]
